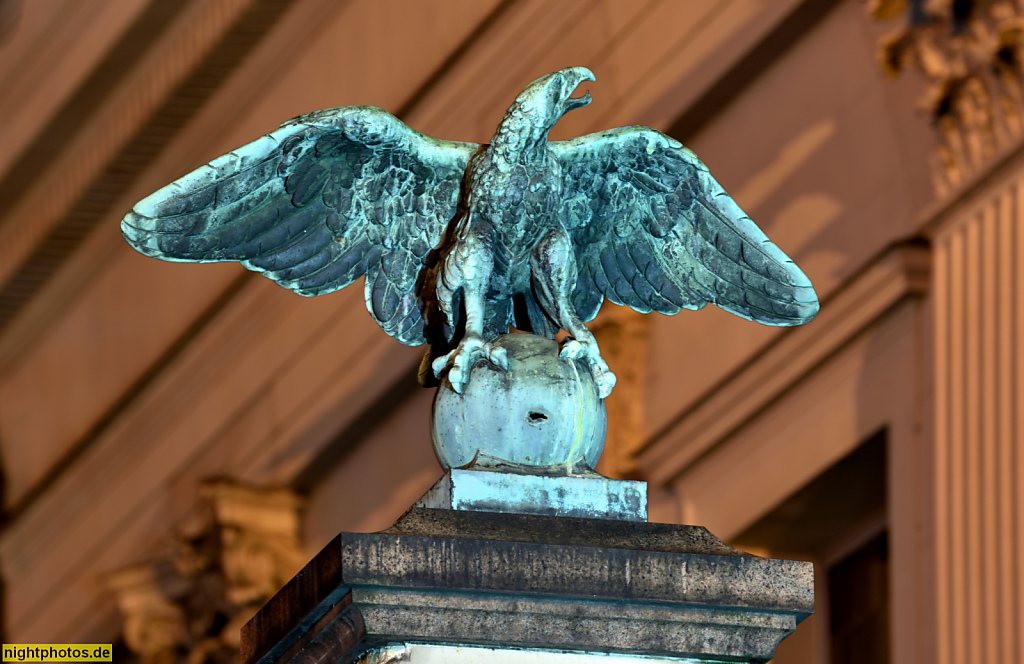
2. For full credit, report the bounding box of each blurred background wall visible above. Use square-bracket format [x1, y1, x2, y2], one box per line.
[0, 1, 1021, 663]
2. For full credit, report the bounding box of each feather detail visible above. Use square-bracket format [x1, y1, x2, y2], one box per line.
[121, 107, 478, 346]
[550, 126, 818, 326]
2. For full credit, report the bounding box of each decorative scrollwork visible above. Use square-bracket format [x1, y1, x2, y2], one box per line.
[106, 483, 305, 664]
[870, 0, 1024, 197]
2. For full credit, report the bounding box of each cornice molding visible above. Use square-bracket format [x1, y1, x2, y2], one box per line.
[0, 0, 300, 339]
[0, 0, 148, 177]
[0, 0, 346, 374]
[0, 0, 183, 222]
[915, 125, 1024, 238]
[666, 0, 845, 142]
[402, 0, 814, 142]
[635, 240, 931, 487]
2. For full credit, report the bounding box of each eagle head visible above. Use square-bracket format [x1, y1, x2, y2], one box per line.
[496, 67, 596, 150]
[517, 66, 596, 125]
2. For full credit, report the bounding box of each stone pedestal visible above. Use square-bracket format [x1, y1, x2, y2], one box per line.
[414, 464, 647, 522]
[241, 507, 813, 664]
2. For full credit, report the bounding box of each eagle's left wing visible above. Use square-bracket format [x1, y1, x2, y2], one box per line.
[550, 126, 819, 325]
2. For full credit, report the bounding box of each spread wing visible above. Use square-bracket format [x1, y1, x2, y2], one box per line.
[122, 106, 478, 346]
[551, 126, 818, 325]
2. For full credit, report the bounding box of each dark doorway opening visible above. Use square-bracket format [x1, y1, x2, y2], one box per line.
[829, 531, 890, 664]
[732, 430, 889, 664]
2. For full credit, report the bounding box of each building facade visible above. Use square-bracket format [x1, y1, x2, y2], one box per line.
[0, 1, 1020, 662]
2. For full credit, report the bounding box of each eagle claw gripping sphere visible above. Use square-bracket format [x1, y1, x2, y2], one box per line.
[431, 334, 606, 470]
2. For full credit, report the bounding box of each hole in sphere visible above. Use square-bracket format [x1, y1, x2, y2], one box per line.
[528, 411, 548, 424]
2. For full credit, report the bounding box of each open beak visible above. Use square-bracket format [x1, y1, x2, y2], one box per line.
[561, 67, 596, 115]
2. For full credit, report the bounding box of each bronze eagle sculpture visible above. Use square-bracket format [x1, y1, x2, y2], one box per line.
[122, 66, 818, 398]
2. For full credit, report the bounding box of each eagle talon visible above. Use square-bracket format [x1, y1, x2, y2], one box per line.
[432, 336, 507, 394]
[559, 338, 583, 360]
[591, 367, 617, 399]
[489, 345, 509, 370]
[560, 338, 616, 398]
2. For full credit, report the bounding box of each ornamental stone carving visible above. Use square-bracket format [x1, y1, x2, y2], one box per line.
[105, 482, 305, 664]
[870, 0, 1024, 196]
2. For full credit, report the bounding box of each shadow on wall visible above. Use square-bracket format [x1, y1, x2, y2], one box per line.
[0, 0, 21, 47]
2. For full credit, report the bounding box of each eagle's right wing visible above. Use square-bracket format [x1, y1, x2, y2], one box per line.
[122, 106, 479, 346]
[550, 126, 818, 326]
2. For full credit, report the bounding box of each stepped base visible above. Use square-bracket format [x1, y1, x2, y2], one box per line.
[241, 508, 813, 664]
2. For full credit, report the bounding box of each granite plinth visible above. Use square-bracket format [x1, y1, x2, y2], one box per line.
[413, 465, 647, 522]
[241, 509, 813, 664]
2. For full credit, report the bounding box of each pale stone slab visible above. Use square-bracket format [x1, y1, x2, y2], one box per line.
[413, 467, 647, 522]
[354, 643, 710, 664]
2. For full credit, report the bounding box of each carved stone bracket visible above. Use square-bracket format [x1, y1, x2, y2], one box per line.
[870, 0, 1024, 197]
[105, 482, 306, 664]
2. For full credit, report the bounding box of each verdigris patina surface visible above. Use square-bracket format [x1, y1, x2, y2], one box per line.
[121, 66, 818, 402]
[431, 334, 606, 469]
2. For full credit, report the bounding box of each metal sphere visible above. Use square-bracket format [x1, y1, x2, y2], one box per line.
[431, 334, 606, 469]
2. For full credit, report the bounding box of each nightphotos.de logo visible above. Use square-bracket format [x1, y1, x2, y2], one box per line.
[2, 645, 112, 662]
